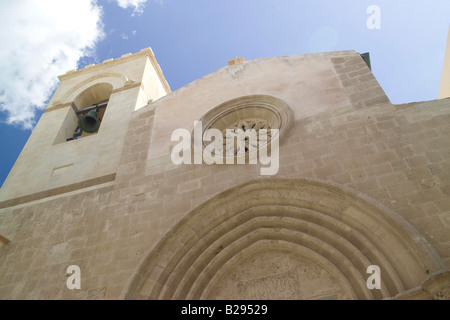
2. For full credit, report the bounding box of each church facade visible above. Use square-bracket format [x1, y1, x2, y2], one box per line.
[0, 47, 449, 300]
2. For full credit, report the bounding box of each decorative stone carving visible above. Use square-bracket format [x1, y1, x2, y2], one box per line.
[123, 178, 444, 300]
[195, 94, 293, 158]
[222, 118, 272, 155]
[433, 287, 450, 300]
[422, 271, 450, 300]
[204, 244, 347, 300]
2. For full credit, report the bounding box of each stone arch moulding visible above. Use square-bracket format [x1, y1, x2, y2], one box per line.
[193, 94, 294, 159]
[56, 72, 130, 106]
[122, 178, 449, 300]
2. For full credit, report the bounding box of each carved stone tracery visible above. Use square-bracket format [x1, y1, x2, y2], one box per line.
[221, 118, 272, 155]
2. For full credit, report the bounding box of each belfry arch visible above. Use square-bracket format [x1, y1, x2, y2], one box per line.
[123, 179, 447, 300]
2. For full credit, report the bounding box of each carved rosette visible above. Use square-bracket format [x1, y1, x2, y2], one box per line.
[221, 118, 272, 155]
[195, 94, 293, 159]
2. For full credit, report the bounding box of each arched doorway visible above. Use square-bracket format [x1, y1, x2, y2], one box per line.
[123, 178, 447, 299]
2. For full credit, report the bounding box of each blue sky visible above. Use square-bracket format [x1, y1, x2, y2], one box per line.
[0, 0, 449, 188]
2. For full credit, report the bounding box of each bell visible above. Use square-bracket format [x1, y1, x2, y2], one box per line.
[78, 110, 100, 133]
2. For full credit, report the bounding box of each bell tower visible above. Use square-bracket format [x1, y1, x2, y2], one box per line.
[0, 48, 170, 205]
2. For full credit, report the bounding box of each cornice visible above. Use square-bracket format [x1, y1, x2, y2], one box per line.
[58, 48, 171, 94]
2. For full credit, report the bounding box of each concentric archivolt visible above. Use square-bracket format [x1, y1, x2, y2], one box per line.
[122, 178, 446, 300]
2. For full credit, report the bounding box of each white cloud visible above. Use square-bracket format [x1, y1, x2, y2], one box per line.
[121, 30, 137, 40]
[0, 0, 104, 129]
[114, 0, 149, 16]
